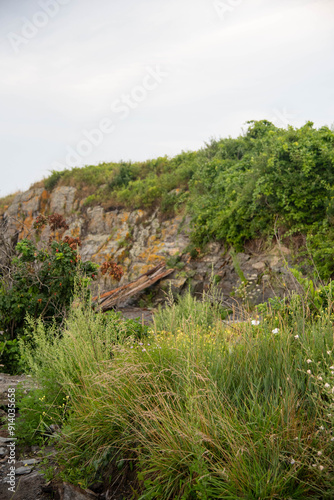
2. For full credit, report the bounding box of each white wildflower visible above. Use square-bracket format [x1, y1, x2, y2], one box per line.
[142, 348, 146, 352]
[319, 465, 324, 471]
[306, 359, 312, 364]
[319, 426, 324, 430]
[272, 328, 279, 334]
[317, 451, 322, 456]
[327, 351, 332, 355]
[251, 320, 260, 326]
[294, 335, 299, 339]
[324, 383, 330, 388]
[330, 366, 334, 370]
[290, 459, 295, 465]
[307, 370, 312, 375]
[317, 376, 323, 381]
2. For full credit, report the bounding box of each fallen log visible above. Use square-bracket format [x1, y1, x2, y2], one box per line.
[93, 262, 174, 312]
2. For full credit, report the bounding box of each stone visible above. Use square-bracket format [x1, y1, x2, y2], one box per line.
[0, 470, 47, 500]
[87, 206, 106, 234]
[207, 242, 222, 254]
[236, 252, 250, 264]
[0, 447, 7, 457]
[50, 186, 77, 215]
[16, 466, 33, 475]
[267, 256, 280, 267]
[6, 188, 45, 217]
[252, 261, 266, 271]
[60, 482, 98, 499]
[161, 276, 188, 293]
[21, 458, 40, 466]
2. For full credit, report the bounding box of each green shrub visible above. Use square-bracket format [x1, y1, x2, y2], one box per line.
[306, 225, 334, 280]
[44, 170, 66, 191]
[108, 162, 135, 190]
[189, 122, 334, 253]
[0, 238, 97, 340]
[0, 215, 98, 372]
[0, 337, 21, 374]
[257, 268, 334, 323]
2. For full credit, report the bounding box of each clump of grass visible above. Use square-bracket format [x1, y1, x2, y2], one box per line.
[17, 290, 334, 498]
[154, 284, 227, 333]
[16, 299, 147, 444]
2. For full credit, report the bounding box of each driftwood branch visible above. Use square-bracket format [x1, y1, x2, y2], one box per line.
[93, 262, 174, 312]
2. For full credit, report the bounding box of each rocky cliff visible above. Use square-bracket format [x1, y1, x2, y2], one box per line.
[1, 185, 295, 308]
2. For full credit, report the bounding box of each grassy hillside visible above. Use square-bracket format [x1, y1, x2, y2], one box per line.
[44, 120, 334, 279]
[4, 120, 334, 278]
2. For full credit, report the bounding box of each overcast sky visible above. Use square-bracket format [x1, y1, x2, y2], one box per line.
[0, 0, 333, 197]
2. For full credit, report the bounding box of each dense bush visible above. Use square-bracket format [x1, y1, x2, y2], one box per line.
[0, 214, 123, 373]
[0, 217, 97, 342]
[189, 121, 334, 250]
[44, 170, 66, 191]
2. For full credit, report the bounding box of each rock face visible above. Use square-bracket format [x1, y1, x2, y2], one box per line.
[1, 185, 296, 306]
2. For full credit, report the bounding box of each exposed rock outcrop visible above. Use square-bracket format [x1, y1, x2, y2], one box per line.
[1, 185, 296, 307]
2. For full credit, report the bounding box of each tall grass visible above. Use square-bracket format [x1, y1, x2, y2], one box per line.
[18, 291, 334, 498]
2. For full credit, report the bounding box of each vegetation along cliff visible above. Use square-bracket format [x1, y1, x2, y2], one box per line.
[1, 120, 334, 499]
[1, 120, 334, 305]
